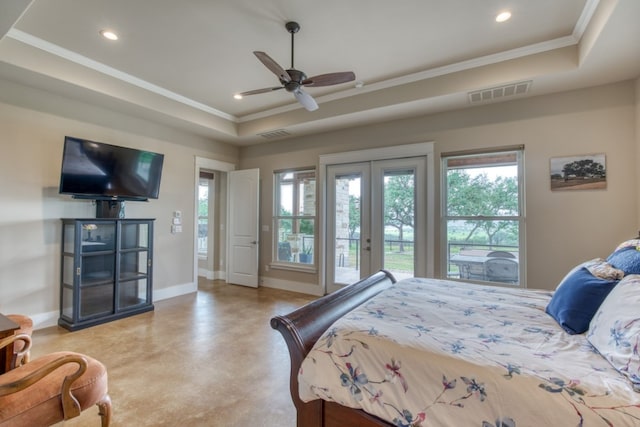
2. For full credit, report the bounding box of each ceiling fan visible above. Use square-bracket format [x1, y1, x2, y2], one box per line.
[237, 21, 356, 111]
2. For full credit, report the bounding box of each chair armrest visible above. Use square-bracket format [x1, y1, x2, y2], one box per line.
[0, 333, 31, 351]
[0, 353, 88, 419]
[0, 334, 31, 369]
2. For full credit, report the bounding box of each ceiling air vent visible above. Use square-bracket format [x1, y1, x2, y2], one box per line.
[258, 129, 291, 139]
[468, 80, 532, 104]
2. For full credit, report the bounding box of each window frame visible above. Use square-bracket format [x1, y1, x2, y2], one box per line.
[441, 147, 525, 286]
[271, 167, 317, 272]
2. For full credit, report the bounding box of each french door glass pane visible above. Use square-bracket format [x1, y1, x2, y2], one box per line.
[382, 169, 415, 280]
[334, 174, 361, 285]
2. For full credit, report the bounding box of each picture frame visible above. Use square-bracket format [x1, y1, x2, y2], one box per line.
[550, 153, 606, 191]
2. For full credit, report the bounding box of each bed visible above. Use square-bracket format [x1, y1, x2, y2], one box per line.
[271, 252, 640, 426]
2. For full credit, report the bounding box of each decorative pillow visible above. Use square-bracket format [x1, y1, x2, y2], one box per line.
[554, 260, 591, 291]
[613, 239, 640, 252]
[607, 246, 640, 275]
[546, 267, 619, 334]
[588, 274, 640, 391]
[584, 258, 624, 281]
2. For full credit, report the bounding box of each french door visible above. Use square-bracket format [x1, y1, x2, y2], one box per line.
[326, 157, 427, 292]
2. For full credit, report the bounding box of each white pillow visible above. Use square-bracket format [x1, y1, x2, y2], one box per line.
[587, 274, 640, 391]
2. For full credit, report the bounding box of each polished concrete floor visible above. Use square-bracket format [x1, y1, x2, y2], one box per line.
[31, 279, 314, 426]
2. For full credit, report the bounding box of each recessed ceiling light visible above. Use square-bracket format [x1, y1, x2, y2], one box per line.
[233, 94, 243, 100]
[496, 11, 511, 23]
[100, 29, 119, 41]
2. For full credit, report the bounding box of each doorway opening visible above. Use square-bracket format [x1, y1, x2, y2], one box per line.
[194, 157, 235, 287]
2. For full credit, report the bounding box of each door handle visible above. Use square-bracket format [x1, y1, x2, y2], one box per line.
[251, 241, 258, 245]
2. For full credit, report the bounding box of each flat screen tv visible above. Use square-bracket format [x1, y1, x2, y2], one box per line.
[59, 136, 164, 201]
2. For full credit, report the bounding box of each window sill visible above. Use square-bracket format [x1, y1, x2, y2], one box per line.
[269, 262, 317, 274]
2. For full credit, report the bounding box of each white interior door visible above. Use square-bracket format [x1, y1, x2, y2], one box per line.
[227, 168, 260, 287]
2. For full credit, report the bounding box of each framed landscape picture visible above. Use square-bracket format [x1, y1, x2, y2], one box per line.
[550, 153, 606, 190]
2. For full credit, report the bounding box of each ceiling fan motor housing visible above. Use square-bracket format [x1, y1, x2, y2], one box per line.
[283, 69, 306, 92]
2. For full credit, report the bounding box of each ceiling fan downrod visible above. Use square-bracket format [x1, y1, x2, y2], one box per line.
[285, 21, 300, 69]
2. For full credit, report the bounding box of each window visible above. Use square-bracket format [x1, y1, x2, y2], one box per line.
[442, 148, 524, 285]
[273, 169, 316, 267]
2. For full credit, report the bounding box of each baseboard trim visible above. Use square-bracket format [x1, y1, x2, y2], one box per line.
[154, 282, 197, 301]
[31, 311, 60, 330]
[31, 280, 317, 330]
[29, 282, 197, 330]
[260, 276, 324, 296]
[198, 269, 226, 280]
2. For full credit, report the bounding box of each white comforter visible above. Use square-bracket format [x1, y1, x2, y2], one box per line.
[298, 277, 640, 426]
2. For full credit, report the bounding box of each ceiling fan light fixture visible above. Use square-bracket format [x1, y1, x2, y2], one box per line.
[99, 29, 119, 41]
[495, 11, 512, 23]
[233, 93, 243, 100]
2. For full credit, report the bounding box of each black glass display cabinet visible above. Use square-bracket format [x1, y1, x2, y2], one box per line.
[59, 218, 155, 331]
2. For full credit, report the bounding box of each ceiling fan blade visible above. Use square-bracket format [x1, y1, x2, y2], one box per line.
[293, 88, 318, 111]
[238, 86, 284, 96]
[253, 51, 291, 83]
[302, 71, 356, 87]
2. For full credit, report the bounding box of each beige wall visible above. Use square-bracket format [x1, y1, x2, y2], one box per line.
[0, 79, 239, 326]
[637, 77, 640, 225]
[241, 80, 638, 291]
[0, 76, 637, 326]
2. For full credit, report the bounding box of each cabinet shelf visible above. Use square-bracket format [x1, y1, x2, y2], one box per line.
[59, 218, 155, 331]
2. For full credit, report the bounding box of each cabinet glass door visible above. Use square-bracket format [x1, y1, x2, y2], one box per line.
[121, 222, 149, 250]
[78, 221, 116, 320]
[118, 221, 151, 310]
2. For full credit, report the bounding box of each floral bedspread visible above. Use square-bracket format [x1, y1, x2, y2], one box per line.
[298, 277, 640, 426]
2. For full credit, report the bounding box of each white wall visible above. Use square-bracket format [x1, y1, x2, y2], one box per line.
[241, 80, 638, 292]
[0, 79, 239, 327]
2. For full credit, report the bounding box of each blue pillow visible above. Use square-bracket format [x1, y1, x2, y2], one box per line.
[607, 246, 640, 275]
[546, 267, 618, 334]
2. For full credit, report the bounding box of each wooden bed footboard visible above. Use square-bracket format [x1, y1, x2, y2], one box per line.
[270, 270, 397, 427]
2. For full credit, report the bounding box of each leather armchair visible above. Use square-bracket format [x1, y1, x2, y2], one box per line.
[0, 334, 111, 426]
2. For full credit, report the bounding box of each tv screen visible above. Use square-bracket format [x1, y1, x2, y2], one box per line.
[59, 136, 164, 201]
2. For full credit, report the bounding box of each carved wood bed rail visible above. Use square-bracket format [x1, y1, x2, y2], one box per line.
[270, 270, 397, 427]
